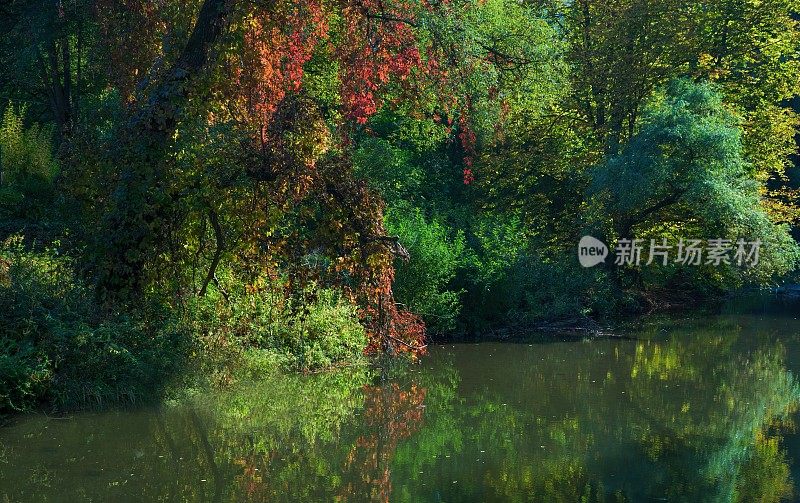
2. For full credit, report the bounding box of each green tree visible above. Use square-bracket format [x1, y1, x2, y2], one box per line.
[385, 207, 466, 335]
[590, 79, 799, 289]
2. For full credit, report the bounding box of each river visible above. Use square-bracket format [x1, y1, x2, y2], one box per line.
[2, 296, 800, 502]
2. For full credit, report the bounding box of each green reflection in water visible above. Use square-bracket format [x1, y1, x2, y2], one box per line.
[1, 311, 800, 502]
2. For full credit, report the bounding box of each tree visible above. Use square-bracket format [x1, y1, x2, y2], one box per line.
[590, 79, 799, 288]
[0, 0, 94, 137]
[81, 0, 444, 354]
[92, 0, 234, 296]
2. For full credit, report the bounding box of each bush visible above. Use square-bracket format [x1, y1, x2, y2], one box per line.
[277, 288, 368, 371]
[0, 104, 60, 238]
[0, 338, 51, 413]
[499, 252, 617, 326]
[176, 279, 368, 376]
[0, 104, 57, 186]
[385, 206, 466, 335]
[0, 237, 189, 413]
[0, 234, 370, 413]
[459, 252, 604, 333]
[453, 214, 622, 334]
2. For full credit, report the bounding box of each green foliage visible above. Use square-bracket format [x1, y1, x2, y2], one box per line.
[0, 104, 57, 186]
[592, 80, 750, 223]
[0, 337, 51, 415]
[385, 206, 465, 335]
[177, 280, 368, 376]
[353, 137, 426, 205]
[424, 0, 566, 142]
[0, 104, 59, 232]
[591, 79, 800, 290]
[453, 213, 618, 332]
[253, 288, 368, 373]
[0, 237, 189, 413]
[501, 254, 613, 325]
[0, 237, 368, 412]
[1, 0, 800, 419]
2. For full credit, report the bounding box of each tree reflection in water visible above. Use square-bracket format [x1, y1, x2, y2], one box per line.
[1, 314, 800, 502]
[339, 383, 427, 502]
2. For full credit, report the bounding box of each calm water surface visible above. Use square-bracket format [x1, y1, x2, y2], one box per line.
[3, 297, 800, 502]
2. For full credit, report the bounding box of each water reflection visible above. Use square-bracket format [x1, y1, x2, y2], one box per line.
[1, 311, 800, 502]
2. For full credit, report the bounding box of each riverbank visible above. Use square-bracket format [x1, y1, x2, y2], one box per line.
[0, 241, 371, 416]
[2, 234, 796, 417]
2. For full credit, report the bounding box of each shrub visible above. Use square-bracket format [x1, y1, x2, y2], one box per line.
[0, 104, 60, 237]
[454, 214, 621, 334]
[176, 279, 368, 376]
[385, 206, 466, 335]
[0, 237, 189, 413]
[0, 338, 51, 413]
[278, 288, 368, 371]
[500, 252, 617, 325]
[0, 104, 57, 187]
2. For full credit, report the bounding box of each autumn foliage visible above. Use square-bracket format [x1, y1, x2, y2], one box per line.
[213, 0, 434, 356]
[341, 383, 427, 501]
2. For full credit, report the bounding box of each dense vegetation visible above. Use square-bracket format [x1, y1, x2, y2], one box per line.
[1, 0, 799, 413]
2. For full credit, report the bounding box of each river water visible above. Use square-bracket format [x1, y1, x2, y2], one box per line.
[2, 296, 800, 502]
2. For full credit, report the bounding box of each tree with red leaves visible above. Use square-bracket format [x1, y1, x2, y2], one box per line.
[88, 0, 438, 356]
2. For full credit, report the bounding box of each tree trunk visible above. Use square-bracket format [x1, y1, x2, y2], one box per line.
[95, 0, 234, 298]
